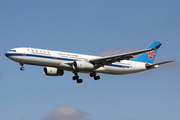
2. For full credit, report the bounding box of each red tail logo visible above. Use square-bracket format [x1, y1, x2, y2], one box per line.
[146, 51, 155, 59]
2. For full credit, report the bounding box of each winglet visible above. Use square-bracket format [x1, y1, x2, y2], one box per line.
[155, 43, 162, 49]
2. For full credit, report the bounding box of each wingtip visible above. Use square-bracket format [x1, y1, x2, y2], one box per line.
[155, 43, 162, 49]
[170, 60, 175, 62]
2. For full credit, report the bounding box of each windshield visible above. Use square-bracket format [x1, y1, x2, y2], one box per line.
[9, 50, 16, 52]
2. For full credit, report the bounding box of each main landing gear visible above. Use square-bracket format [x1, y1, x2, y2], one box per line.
[72, 72, 100, 84]
[72, 72, 83, 83]
[90, 72, 100, 80]
[20, 63, 25, 71]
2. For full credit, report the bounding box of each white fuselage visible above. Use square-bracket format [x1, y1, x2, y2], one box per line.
[5, 47, 148, 75]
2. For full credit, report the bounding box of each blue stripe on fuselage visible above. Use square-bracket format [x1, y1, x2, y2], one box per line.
[106, 64, 131, 68]
[5, 53, 132, 68]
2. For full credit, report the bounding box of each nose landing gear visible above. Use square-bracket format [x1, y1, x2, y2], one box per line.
[20, 67, 25, 71]
[20, 63, 25, 71]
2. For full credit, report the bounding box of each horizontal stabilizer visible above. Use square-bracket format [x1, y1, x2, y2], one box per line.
[146, 60, 174, 69]
[152, 60, 174, 66]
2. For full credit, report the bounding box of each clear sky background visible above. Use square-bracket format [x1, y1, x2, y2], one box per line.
[0, 0, 180, 120]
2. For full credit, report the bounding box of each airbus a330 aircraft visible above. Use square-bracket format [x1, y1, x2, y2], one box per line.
[5, 41, 173, 83]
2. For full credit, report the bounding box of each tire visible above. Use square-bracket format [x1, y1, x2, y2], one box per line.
[90, 72, 96, 77]
[73, 76, 79, 80]
[20, 67, 25, 71]
[77, 79, 83, 83]
[72, 76, 76, 80]
[96, 75, 100, 80]
[94, 75, 100, 80]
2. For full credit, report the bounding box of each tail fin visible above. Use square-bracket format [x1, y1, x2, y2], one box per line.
[133, 41, 161, 63]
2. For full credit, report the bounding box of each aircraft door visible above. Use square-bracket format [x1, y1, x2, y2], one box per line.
[22, 48, 27, 56]
[53, 52, 58, 59]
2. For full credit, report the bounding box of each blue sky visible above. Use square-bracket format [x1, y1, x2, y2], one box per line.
[0, 0, 180, 120]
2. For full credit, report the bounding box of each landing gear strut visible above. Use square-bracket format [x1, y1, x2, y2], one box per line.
[20, 63, 25, 71]
[72, 72, 83, 83]
[90, 72, 100, 80]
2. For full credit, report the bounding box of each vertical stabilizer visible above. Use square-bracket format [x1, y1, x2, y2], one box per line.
[133, 41, 161, 63]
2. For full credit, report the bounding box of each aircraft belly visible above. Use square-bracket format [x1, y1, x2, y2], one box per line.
[99, 65, 146, 75]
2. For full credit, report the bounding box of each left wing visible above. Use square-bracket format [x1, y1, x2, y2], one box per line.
[89, 44, 161, 65]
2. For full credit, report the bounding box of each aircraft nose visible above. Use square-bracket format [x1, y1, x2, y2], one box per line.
[5, 52, 9, 57]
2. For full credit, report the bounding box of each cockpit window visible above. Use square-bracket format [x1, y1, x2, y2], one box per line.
[9, 50, 16, 52]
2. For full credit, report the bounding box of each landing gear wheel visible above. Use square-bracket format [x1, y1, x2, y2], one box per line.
[72, 76, 76, 80]
[90, 72, 96, 77]
[94, 75, 100, 80]
[77, 79, 83, 83]
[20, 67, 25, 71]
[20, 63, 25, 71]
[72, 76, 79, 80]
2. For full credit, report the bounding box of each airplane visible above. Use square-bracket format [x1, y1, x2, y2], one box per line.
[5, 41, 173, 83]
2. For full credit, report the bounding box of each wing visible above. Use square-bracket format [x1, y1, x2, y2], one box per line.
[89, 44, 161, 65]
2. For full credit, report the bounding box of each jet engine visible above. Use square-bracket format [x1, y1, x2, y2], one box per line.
[73, 61, 94, 71]
[43, 67, 64, 76]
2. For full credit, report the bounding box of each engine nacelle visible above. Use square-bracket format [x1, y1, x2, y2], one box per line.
[43, 67, 64, 76]
[73, 61, 94, 71]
